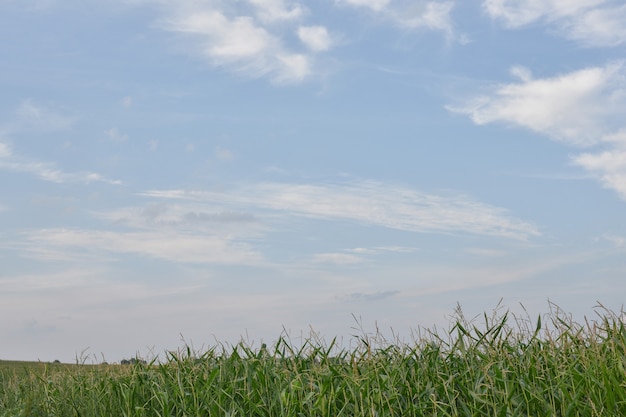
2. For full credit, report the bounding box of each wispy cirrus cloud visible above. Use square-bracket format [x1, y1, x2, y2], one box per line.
[140, 180, 540, 240]
[337, 0, 457, 39]
[597, 234, 626, 248]
[0, 101, 121, 185]
[0, 269, 100, 293]
[247, 0, 305, 23]
[9, 202, 265, 265]
[94, 204, 259, 232]
[215, 146, 235, 161]
[347, 246, 419, 254]
[339, 0, 391, 12]
[342, 290, 399, 302]
[312, 245, 419, 265]
[0, 142, 11, 158]
[0, 141, 121, 185]
[449, 62, 626, 200]
[313, 252, 365, 265]
[483, 0, 626, 47]
[21, 228, 263, 265]
[12, 99, 75, 131]
[105, 128, 129, 142]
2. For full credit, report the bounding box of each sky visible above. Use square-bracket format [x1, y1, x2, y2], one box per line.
[1, 0, 626, 363]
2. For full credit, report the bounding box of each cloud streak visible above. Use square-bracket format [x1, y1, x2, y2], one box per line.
[1, 101, 121, 185]
[0, 141, 121, 185]
[94, 204, 259, 231]
[11, 201, 265, 265]
[338, 0, 457, 39]
[141, 180, 540, 240]
[21, 228, 263, 265]
[13, 99, 75, 131]
[483, 0, 626, 47]
[313, 252, 365, 265]
[248, 0, 305, 23]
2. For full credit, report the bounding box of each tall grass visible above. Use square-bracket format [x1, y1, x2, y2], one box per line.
[2, 304, 625, 416]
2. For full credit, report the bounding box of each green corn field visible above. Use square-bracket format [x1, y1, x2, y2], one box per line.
[2, 304, 625, 416]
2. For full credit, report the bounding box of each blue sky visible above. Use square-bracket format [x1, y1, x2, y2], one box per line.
[2, 0, 626, 362]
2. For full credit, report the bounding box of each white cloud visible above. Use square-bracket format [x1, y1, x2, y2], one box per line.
[482, 0, 600, 27]
[562, 4, 626, 46]
[105, 128, 129, 142]
[194, 13, 271, 58]
[141, 180, 540, 240]
[0, 139, 120, 185]
[140, 0, 458, 84]
[215, 146, 235, 161]
[313, 253, 365, 264]
[573, 147, 626, 199]
[464, 247, 507, 257]
[449, 62, 626, 147]
[2, 161, 117, 184]
[483, 0, 626, 46]
[0, 157, 121, 185]
[392, 1, 455, 33]
[247, 0, 305, 23]
[156, 5, 312, 84]
[313, 245, 419, 264]
[275, 53, 310, 82]
[338, 0, 391, 12]
[22, 228, 263, 265]
[14, 99, 75, 131]
[0, 269, 100, 293]
[122, 96, 133, 108]
[597, 234, 626, 248]
[0, 102, 121, 185]
[338, 0, 457, 39]
[509, 65, 533, 82]
[94, 204, 259, 232]
[298, 26, 333, 51]
[451, 62, 626, 200]
[0, 142, 12, 158]
[400, 251, 594, 298]
[341, 290, 399, 302]
[347, 246, 418, 254]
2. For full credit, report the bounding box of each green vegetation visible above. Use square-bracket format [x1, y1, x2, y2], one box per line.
[2, 304, 626, 416]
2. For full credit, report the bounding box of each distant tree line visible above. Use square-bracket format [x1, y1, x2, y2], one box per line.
[120, 357, 147, 365]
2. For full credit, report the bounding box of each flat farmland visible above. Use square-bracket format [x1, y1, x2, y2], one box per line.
[2, 306, 626, 416]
